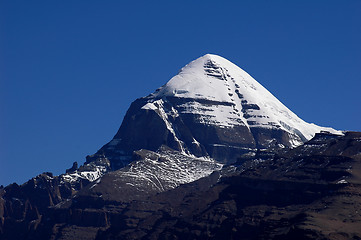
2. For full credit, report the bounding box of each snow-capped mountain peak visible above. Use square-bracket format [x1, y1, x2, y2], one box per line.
[148, 54, 340, 145]
[90, 54, 341, 168]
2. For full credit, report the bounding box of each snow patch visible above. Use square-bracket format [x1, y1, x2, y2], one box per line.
[336, 179, 348, 184]
[112, 150, 222, 193]
[61, 165, 108, 184]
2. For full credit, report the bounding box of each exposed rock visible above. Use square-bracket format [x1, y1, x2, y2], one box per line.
[66, 162, 78, 173]
[94, 132, 361, 240]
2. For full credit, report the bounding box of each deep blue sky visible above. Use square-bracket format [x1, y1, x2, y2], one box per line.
[1, 1, 360, 186]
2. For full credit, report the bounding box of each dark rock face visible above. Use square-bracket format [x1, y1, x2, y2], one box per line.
[0, 172, 85, 240]
[93, 132, 361, 240]
[66, 162, 78, 173]
[89, 95, 306, 170]
[1, 132, 361, 240]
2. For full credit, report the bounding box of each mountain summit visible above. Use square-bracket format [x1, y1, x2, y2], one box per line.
[90, 54, 339, 168]
[151, 54, 338, 142]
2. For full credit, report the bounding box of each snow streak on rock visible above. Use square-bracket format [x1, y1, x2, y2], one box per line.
[148, 54, 340, 147]
[111, 149, 222, 193]
[60, 157, 110, 184]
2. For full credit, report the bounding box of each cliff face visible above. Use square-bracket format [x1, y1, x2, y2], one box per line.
[1, 132, 360, 240]
[94, 132, 361, 240]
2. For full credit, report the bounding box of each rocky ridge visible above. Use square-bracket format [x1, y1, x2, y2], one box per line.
[1, 132, 360, 240]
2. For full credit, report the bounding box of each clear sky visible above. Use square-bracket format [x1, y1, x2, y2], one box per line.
[1, 1, 360, 186]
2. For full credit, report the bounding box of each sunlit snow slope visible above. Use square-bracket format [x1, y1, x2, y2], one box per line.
[151, 54, 339, 144]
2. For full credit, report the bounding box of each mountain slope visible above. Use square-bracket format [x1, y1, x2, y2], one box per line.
[94, 132, 361, 240]
[90, 54, 339, 168]
[2, 132, 359, 240]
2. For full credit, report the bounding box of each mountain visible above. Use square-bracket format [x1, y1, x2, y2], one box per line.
[2, 132, 361, 240]
[88, 54, 339, 169]
[1, 54, 357, 240]
[94, 132, 361, 240]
